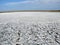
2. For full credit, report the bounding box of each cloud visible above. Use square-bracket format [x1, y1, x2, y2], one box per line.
[41, 0, 60, 3]
[0, 0, 60, 11]
[5, 0, 34, 5]
[5, 0, 60, 6]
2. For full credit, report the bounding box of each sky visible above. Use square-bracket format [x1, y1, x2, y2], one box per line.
[0, 0, 60, 11]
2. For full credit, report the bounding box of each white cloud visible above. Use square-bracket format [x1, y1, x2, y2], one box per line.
[5, 0, 34, 5]
[5, 0, 60, 5]
[41, 0, 60, 3]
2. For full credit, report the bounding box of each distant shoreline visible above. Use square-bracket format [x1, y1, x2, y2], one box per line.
[0, 10, 60, 13]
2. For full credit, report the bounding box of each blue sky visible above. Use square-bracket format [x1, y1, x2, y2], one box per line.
[0, 0, 60, 11]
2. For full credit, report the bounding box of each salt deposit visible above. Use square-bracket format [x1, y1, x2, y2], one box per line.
[0, 12, 60, 45]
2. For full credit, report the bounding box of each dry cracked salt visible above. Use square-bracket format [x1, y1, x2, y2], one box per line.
[0, 22, 60, 45]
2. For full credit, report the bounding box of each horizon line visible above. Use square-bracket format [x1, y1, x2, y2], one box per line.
[0, 10, 60, 13]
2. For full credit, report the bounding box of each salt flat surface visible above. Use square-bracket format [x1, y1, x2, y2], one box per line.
[0, 12, 60, 45]
[0, 12, 60, 23]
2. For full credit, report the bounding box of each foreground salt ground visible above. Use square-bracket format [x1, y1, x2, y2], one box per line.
[0, 12, 60, 45]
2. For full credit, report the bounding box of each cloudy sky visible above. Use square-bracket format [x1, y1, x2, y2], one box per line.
[0, 0, 60, 11]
